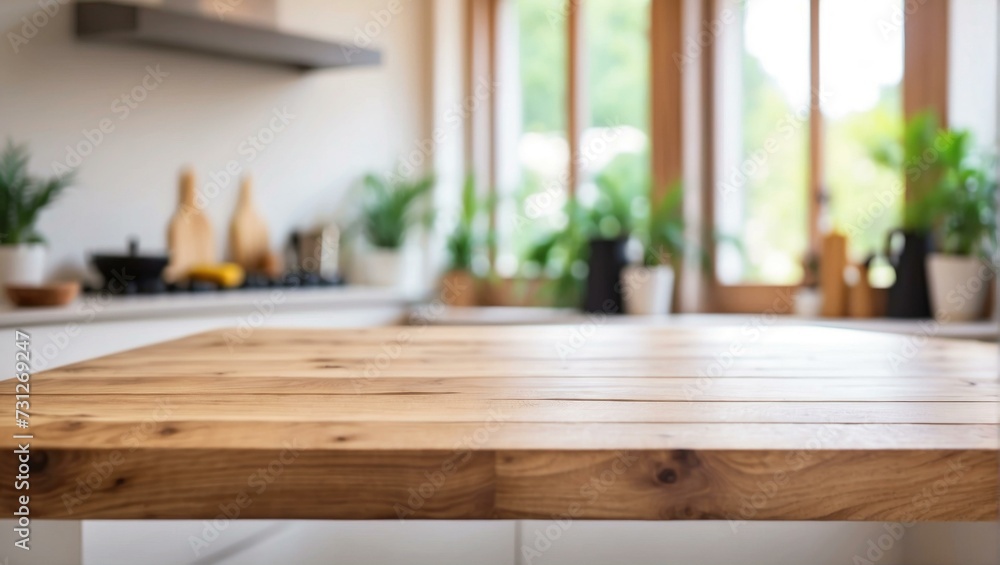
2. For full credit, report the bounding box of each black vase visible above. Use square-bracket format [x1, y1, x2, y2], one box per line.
[885, 229, 932, 318]
[583, 237, 629, 314]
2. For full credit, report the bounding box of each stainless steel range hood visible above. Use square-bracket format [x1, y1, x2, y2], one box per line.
[75, 0, 381, 70]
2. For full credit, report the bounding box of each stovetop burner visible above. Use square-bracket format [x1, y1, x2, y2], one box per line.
[85, 272, 343, 296]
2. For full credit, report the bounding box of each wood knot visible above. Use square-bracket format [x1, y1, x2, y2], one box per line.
[30, 450, 48, 474]
[657, 468, 677, 484]
[672, 449, 699, 467]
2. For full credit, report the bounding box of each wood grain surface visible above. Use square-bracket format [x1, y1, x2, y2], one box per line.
[1, 326, 996, 521]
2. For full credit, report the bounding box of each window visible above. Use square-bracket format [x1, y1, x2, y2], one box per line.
[494, 0, 569, 277]
[715, 0, 903, 286]
[471, 0, 924, 311]
[584, 0, 650, 189]
[493, 0, 652, 277]
[820, 0, 904, 260]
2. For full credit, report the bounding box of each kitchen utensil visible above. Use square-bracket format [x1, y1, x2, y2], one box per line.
[166, 169, 215, 282]
[885, 229, 931, 318]
[5, 281, 80, 307]
[291, 225, 340, 279]
[820, 232, 847, 317]
[92, 238, 170, 294]
[229, 176, 270, 273]
[584, 237, 628, 314]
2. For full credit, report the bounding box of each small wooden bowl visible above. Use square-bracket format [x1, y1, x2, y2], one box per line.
[5, 282, 81, 308]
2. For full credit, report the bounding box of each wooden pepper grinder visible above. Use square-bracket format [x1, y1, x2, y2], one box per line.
[820, 232, 848, 317]
[229, 175, 271, 274]
[165, 169, 215, 283]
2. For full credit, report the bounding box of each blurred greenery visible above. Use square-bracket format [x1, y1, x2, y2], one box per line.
[518, 0, 648, 132]
[358, 173, 435, 250]
[513, 0, 910, 289]
[872, 112, 999, 257]
[0, 140, 74, 245]
[517, 0, 566, 133]
[728, 50, 810, 283]
[445, 174, 495, 272]
[937, 152, 997, 257]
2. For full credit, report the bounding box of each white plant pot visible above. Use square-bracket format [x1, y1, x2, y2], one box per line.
[622, 264, 674, 315]
[0, 244, 46, 286]
[793, 287, 823, 317]
[926, 253, 990, 322]
[365, 248, 403, 288]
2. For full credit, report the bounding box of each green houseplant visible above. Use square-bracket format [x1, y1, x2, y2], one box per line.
[442, 174, 489, 306]
[924, 143, 997, 321]
[358, 172, 434, 287]
[522, 197, 593, 308]
[870, 111, 953, 318]
[621, 182, 684, 315]
[579, 161, 647, 313]
[0, 140, 73, 286]
[522, 157, 688, 314]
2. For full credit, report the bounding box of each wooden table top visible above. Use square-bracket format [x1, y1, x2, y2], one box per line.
[2, 325, 997, 521]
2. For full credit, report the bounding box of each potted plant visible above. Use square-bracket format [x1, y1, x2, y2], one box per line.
[358, 172, 434, 287]
[581, 165, 645, 313]
[871, 111, 949, 318]
[925, 146, 996, 321]
[442, 174, 487, 306]
[621, 183, 683, 315]
[522, 198, 591, 309]
[0, 141, 73, 286]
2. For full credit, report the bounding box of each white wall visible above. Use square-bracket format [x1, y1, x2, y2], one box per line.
[949, 0, 998, 147]
[0, 0, 432, 281]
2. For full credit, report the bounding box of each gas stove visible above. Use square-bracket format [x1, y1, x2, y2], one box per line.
[85, 272, 343, 296]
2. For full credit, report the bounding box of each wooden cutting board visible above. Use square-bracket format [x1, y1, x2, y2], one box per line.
[228, 176, 270, 272]
[165, 169, 215, 282]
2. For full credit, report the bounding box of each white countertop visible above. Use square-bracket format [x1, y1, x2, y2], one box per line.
[409, 307, 999, 341]
[0, 286, 413, 327]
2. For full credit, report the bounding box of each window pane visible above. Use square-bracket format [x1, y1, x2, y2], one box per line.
[584, 0, 650, 193]
[716, 0, 810, 285]
[496, 0, 568, 277]
[821, 0, 904, 261]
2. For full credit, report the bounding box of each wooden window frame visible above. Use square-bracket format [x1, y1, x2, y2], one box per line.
[466, 0, 950, 312]
[703, 0, 950, 313]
